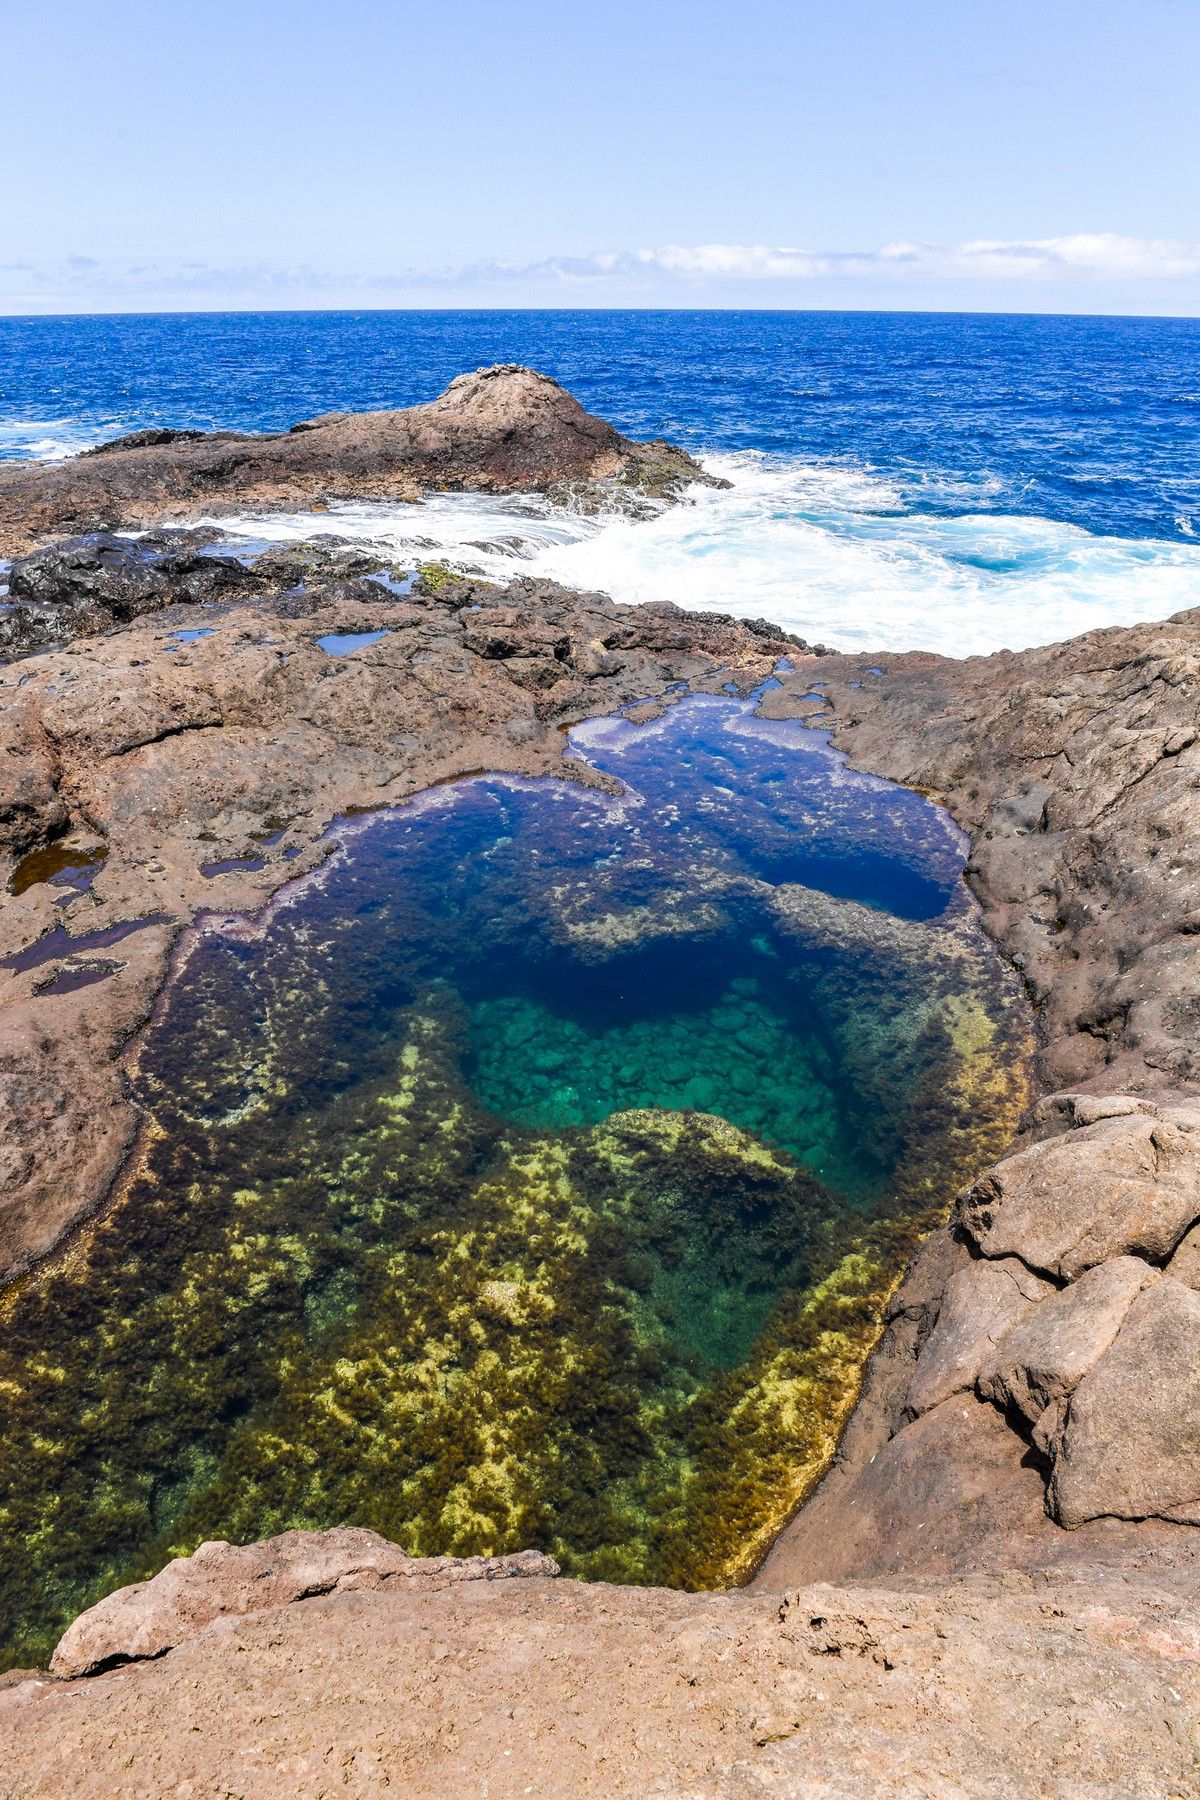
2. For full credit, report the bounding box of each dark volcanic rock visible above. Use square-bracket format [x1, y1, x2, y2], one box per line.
[0, 366, 722, 555]
[82, 428, 210, 456]
[1, 532, 262, 657]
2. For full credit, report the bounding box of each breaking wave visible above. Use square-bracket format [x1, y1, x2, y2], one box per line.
[212, 451, 1200, 658]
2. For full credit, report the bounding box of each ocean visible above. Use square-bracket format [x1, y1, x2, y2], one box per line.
[1, 309, 1198, 656]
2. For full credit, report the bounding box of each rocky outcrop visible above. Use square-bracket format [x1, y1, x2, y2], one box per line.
[50, 1530, 558, 1678]
[901, 1254, 1054, 1419]
[750, 609, 1200, 1597]
[757, 1093, 1200, 1591]
[976, 1252, 1159, 1425]
[0, 365, 719, 554]
[960, 1097, 1200, 1278]
[763, 612, 1200, 1095]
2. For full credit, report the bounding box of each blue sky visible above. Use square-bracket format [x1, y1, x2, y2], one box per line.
[3, 0, 1199, 313]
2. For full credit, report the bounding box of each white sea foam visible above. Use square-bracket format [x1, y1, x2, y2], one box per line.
[194, 449, 1200, 659]
[0, 418, 115, 462]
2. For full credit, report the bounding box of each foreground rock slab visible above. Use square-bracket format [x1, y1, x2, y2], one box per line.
[1, 1546, 1194, 1799]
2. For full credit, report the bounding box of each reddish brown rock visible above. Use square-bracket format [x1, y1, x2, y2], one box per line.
[957, 1101, 1200, 1279]
[0, 1541, 1190, 1798]
[902, 1256, 1053, 1418]
[977, 1253, 1159, 1425]
[1168, 1220, 1200, 1289]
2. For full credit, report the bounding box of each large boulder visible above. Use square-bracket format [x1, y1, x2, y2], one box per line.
[977, 1254, 1159, 1425]
[0, 367, 720, 555]
[1049, 1277, 1200, 1527]
[957, 1102, 1200, 1280]
[903, 1255, 1053, 1418]
[50, 1529, 558, 1679]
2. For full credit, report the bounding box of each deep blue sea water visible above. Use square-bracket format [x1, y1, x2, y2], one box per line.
[2, 310, 1198, 654]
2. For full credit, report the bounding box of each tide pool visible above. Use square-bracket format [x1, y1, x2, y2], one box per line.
[0, 691, 1034, 1669]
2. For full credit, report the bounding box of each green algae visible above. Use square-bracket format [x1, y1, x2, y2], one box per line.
[0, 690, 1036, 1669]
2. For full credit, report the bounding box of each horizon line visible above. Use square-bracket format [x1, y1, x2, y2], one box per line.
[3, 302, 1200, 324]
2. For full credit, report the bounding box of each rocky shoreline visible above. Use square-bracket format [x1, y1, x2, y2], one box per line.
[0, 370, 1197, 1796]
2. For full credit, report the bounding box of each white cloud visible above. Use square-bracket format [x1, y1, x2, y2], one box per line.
[4, 234, 1200, 311]
[486, 234, 1200, 285]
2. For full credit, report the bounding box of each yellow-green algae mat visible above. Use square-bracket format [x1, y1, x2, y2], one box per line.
[0, 691, 1034, 1668]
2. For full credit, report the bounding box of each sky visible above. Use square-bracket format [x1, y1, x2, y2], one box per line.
[3, 0, 1199, 314]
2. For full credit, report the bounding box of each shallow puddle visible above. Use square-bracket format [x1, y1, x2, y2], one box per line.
[164, 627, 215, 650]
[0, 911, 169, 973]
[0, 691, 1034, 1668]
[315, 629, 389, 656]
[7, 840, 108, 898]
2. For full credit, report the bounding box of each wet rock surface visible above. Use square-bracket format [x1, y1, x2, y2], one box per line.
[1, 529, 263, 657]
[0, 364, 719, 555]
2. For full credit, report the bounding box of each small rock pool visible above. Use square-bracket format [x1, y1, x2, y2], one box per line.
[0, 689, 1035, 1669]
